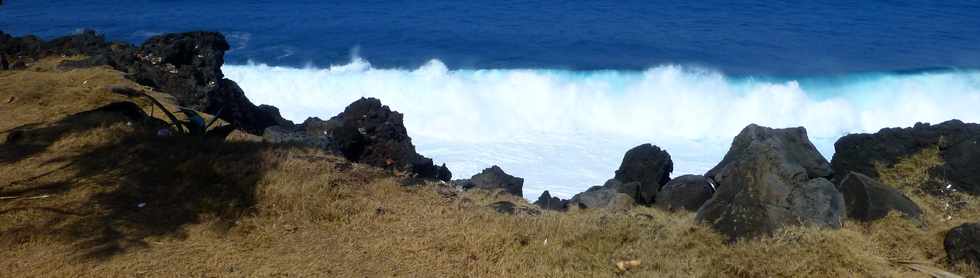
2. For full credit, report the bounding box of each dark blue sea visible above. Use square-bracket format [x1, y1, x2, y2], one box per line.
[3, 1, 980, 198]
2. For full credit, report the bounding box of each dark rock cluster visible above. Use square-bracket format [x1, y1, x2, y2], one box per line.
[1, 30, 451, 182]
[453, 165, 523, 196]
[0, 30, 281, 134]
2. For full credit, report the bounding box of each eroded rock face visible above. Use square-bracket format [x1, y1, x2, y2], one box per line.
[533, 190, 567, 211]
[945, 222, 980, 266]
[613, 144, 673, 204]
[707, 124, 832, 187]
[655, 175, 715, 212]
[832, 120, 980, 195]
[696, 125, 844, 241]
[458, 165, 523, 197]
[837, 171, 922, 223]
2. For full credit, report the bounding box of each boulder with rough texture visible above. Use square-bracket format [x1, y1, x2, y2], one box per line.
[613, 144, 673, 204]
[696, 125, 845, 241]
[655, 175, 715, 212]
[568, 186, 635, 211]
[266, 98, 450, 181]
[533, 190, 567, 211]
[837, 171, 922, 222]
[707, 124, 832, 187]
[458, 165, 523, 197]
[324, 98, 450, 181]
[130, 32, 282, 134]
[944, 222, 980, 266]
[832, 120, 980, 195]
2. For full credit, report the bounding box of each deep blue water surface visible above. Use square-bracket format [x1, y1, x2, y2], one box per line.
[3, 1, 979, 75]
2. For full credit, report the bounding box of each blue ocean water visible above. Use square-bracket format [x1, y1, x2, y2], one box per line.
[4, 1, 980, 198]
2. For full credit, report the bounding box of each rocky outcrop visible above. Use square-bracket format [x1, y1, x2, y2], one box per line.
[837, 171, 922, 222]
[945, 222, 980, 266]
[832, 120, 980, 195]
[696, 125, 845, 241]
[707, 124, 832, 187]
[654, 175, 715, 212]
[533, 190, 567, 211]
[0, 30, 282, 135]
[613, 144, 673, 204]
[567, 186, 635, 211]
[266, 98, 450, 181]
[456, 165, 522, 196]
[130, 32, 280, 134]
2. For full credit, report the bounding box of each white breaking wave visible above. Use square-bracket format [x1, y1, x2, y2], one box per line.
[224, 58, 980, 199]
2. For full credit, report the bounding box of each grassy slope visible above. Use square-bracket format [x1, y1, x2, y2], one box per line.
[0, 59, 977, 277]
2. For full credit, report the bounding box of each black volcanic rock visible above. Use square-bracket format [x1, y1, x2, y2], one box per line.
[458, 165, 523, 197]
[945, 222, 980, 266]
[533, 190, 567, 211]
[655, 175, 715, 212]
[1, 30, 282, 135]
[832, 120, 980, 195]
[696, 124, 844, 241]
[613, 144, 673, 204]
[264, 98, 450, 181]
[837, 171, 922, 223]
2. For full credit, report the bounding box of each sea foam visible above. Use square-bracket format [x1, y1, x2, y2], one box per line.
[224, 58, 980, 199]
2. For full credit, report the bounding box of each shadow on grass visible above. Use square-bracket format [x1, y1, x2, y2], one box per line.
[0, 102, 283, 260]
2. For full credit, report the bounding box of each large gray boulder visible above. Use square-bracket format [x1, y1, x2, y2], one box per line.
[706, 124, 832, 187]
[655, 175, 715, 212]
[696, 125, 845, 241]
[837, 171, 922, 222]
[613, 144, 673, 204]
[567, 186, 635, 211]
[945, 222, 980, 266]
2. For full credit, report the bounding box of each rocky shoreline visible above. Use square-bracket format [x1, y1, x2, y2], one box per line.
[4, 30, 980, 270]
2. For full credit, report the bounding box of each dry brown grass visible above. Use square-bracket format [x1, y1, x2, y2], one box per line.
[1, 62, 978, 277]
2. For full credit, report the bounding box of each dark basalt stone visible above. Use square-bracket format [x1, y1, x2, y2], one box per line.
[696, 124, 844, 241]
[832, 120, 980, 195]
[458, 165, 523, 197]
[533, 190, 567, 211]
[655, 175, 715, 212]
[837, 171, 922, 223]
[263, 98, 451, 181]
[613, 144, 673, 204]
[945, 222, 980, 266]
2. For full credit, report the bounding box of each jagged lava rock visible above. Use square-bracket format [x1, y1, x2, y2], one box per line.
[457, 165, 523, 196]
[832, 120, 980, 195]
[533, 190, 567, 211]
[613, 143, 673, 204]
[696, 125, 844, 241]
[655, 175, 715, 212]
[132, 32, 280, 134]
[837, 171, 922, 222]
